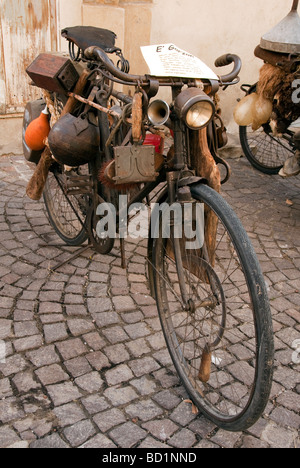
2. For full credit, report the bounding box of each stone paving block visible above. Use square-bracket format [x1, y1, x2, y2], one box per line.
[152, 389, 181, 411]
[63, 419, 96, 447]
[0, 354, 27, 376]
[112, 295, 136, 312]
[104, 343, 130, 364]
[80, 434, 117, 448]
[261, 421, 298, 448]
[142, 419, 179, 441]
[0, 319, 12, 339]
[53, 402, 86, 427]
[14, 321, 39, 338]
[44, 323, 68, 344]
[35, 364, 69, 386]
[0, 377, 13, 398]
[170, 401, 198, 427]
[0, 426, 21, 448]
[46, 382, 82, 406]
[55, 338, 87, 360]
[102, 325, 130, 344]
[124, 322, 151, 339]
[30, 434, 69, 449]
[129, 356, 161, 377]
[86, 351, 110, 371]
[270, 406, 300, 430]
[13, 335, 43, 352]
[67, 318, 95, 337]
[168, 428, 197, 448]
[81, 394, 110, 415]
[210, 429, 242, 448]
[0, 397, 26, 423]
[125, 399, 164, 422]
[104, 385, 139, 406]
[105, 363, 134, 386]
[64, 357, 92, 378]
[93, 408, 126, 433]
[12, 371, 41, 395]
[75, 371, 104, 393]
[130, 376, 158, 396]
[109, 421, 147, 448]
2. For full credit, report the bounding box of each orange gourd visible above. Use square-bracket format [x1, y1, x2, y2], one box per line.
[25, 107, 50, 151]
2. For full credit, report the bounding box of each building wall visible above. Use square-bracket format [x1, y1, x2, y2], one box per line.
[0, 0, 57, 114]
[0, 0, 295, 128]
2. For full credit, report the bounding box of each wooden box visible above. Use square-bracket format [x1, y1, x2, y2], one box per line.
[26, 53, 79, 94]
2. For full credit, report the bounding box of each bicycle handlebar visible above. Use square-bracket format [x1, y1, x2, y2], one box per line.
[85, 46, 147, 84]
[214, 54, 242, 84]
[85, 46, 241, 87]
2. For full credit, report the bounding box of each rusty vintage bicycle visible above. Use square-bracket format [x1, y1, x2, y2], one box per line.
[23, 26, 274, 431]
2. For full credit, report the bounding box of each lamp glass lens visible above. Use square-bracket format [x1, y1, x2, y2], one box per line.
[186, 101, 213, 129]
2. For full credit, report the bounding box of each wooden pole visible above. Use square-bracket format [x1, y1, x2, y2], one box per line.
[190, 128, 221, 266]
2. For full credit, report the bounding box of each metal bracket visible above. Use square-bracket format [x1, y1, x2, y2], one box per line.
[114, 145, 158, 184]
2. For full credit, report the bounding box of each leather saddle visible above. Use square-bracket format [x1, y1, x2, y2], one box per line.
[61, 26, 118, 53]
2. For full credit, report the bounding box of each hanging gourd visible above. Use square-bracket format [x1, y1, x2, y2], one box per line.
[25, 106, 51, 151]
[252, 96, 273, 131]
[233, 93, 258, 126]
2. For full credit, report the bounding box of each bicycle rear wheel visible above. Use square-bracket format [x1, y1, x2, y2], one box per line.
[152, 183, 274, 432]
[43, 164, 89, 246]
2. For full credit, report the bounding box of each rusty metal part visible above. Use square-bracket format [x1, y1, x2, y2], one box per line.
[67, 92, 121, 118]
[99, 152, 164, 190]
[48, 113, 100, 167]
[254, 45, 300, 73]
[64, 173, 93, 196]
[113, 145, 158, 185]
[260, 0, 300, 54]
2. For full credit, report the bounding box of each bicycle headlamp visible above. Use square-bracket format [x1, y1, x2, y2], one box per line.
[175, 88, 215, 130]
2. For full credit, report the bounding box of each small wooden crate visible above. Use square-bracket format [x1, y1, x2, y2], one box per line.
[26, 53, 79, 94]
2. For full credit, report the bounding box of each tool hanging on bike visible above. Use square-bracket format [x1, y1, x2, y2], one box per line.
[235, 1, 300, 134]
[260, 0, 300, 54]
[26, 68, 90, 201]
[99, 91, 165, 190]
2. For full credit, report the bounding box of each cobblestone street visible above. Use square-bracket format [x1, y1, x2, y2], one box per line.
[0, 153, 299, 449]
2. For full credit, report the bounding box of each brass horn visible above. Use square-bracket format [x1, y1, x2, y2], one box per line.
[148, 100, 170, 126]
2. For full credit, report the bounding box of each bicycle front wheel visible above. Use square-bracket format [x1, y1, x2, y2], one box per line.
[152, 183, 274, 432]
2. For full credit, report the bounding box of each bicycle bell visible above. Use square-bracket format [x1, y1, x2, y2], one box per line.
[260, 0, 300, 54]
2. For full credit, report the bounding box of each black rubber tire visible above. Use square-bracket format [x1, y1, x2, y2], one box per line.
[239, 125, 290, 175]
[153, 183, 274, 432]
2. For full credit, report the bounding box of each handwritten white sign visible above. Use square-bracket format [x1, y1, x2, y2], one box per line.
[141, 44, 218, 80]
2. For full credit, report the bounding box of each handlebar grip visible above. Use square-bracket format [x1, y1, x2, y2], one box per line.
[214, 54, 234, 68]
[214, 54, 242, 84]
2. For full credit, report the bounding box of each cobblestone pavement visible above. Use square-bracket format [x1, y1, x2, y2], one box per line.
[0, 154, 299, 449]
